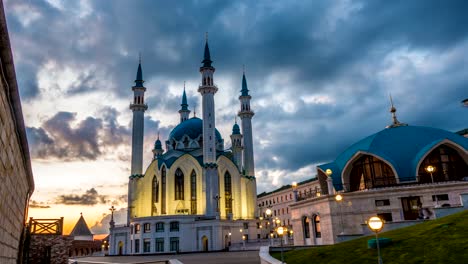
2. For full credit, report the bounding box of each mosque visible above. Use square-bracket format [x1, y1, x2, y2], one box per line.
[109, 39, 258, 255]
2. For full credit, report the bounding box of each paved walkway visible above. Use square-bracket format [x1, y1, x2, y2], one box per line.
[73, 250, 260, 264]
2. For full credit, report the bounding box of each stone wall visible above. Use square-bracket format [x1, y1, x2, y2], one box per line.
[0, 2, 35, 264]
[28, 235, 73, 264]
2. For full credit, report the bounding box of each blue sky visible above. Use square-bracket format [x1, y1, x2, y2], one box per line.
[5, 0, 468, 231]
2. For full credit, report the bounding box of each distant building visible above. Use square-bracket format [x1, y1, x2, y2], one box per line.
[0, 3, 35, 264]
[290, 106, 468, 245]
[109, 38, 258, 255]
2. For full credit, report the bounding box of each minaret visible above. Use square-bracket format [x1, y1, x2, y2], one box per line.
[179, 82, 191, 123]
[128, 58, 148, 223]
[386, 94, 407, 128]
[230, 118, 243, 171]
[238, 69, 257, 218]
[197, 36, 219, 218]
[152, 133, 164, 158]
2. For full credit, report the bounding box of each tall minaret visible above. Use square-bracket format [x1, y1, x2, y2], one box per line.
[230, 118, 243, 171]
[128, 58, 148, 223]
[179, 83, 191, 123]
[238, 69, 256, 218]
[198, 36, 219, 217]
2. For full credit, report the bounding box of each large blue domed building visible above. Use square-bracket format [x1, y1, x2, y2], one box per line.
[289, 107, 468, 246]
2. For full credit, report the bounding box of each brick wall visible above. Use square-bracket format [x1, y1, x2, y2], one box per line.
[0, 2, 35, 263]
[28, 235, 73, 264]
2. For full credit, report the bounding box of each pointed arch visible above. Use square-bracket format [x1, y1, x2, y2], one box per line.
[342, 151, 398, 191]
[224, 171, 233, 216]
[190, 170, 197, 214]
[302, 215, 311, 239]
[161, 166, 167, 214]
[175, 168, 184, 200]
[416, 140, 468, 183]
[313, 214, 321, 238]
[152, 175, 159, 216]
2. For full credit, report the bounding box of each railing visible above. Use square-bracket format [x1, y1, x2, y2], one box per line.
[29, 217, 63, 235]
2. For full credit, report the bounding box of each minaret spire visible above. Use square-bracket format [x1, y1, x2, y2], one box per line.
[386, 94, 407, 128]
[128, 57, 148, 224]
[198, 35, 218, 217]
[238, 68, 256, 218]
[179, 82, 191, 123]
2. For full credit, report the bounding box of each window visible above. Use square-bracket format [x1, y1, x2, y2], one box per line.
[170, 221, 179, 232]
[349, 155, 397, 191]
[135, 224, 140, 234]
[243, 222, 249, 230]
[375, 199, 390, 206]
[155, 238, 164, 252]
[144, 223, 151, 233]
[161, 167, 166, 214]
[225, 172, 233, 215]
[170, 237, 179, 252]
[432, 194, 449, 201]
[156, 222, 164, 232]
[134, 239, 140, 253]
[377, 213, 393, 222]
[256, 222, 260, 229]
[152, 176, 159, 215]
[418, 145, 468, 183]
[191, 170, 197, 214]
[143, 239, 151, 253]
[313, 215, 321, 238]
[303, 216, 310, 238]
[175, 168, 184, 200]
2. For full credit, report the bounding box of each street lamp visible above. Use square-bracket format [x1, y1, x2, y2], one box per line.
[325, 169, 335, 195]
[228, 232, 231, 247]
[425, 165, 438, 207]
[277, 226, 285, 264]
[367, 216, 384, 264]
[266, 208, 273, 245]
[335, 194, 344, 235]
[325, 169, 332, 177]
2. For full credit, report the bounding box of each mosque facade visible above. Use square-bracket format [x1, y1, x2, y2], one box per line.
[109, 40, 258, 255]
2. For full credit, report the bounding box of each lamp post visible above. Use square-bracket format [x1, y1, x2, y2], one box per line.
[277, 226, 285, 264]
[242, 235, 246, 250]
[335, 194, 344, 235]
[425, 165, 438, 207]
[368, 216, 384, 264]
[228, 232, 231, 247]
[292, 181, 298, 201]
[266, 208, 273, 246]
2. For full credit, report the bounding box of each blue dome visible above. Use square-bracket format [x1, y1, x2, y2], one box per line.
[169, 117, 222, 141]
[318, 125, 468, 190]
[232, 123, 241, 135]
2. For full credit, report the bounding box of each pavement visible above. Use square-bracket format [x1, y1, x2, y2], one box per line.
[72, 250, 260, 264]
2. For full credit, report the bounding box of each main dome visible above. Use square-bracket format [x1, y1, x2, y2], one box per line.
[169, 117, 223, 141]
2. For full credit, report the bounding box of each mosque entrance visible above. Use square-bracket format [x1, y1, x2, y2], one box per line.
[401, 196, 421, 220]
[202, 236, 209, 251]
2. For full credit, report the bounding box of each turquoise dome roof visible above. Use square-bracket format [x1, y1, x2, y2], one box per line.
[232, 123, 240, 135]
[318, 125, 468, 191]
[169, 117, 222, 141]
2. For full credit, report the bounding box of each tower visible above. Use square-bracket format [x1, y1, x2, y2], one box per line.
[128, 59, 148, 223]
[197, 37, 219, 217]
[179, 83, 191, 123]
[238, 70, 257, 218]
[230, 118, 243, 171]
[152, 133, 163, 158]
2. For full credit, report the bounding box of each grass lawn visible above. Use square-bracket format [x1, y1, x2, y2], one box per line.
[272, 210, 468, 264]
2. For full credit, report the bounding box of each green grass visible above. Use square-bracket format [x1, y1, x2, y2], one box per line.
[272, 210, 468, 264]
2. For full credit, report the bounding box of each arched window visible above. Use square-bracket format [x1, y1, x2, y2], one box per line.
[313, 215, 321, 238]
[161, 167, 166, 214]
[349, 155, 396, 191]
[302, 216, 310, 238]
[175, 168, 184, 200]
[190, 170, 197, 214]
[418, 145, 468, 183]
[224, 172, 232, 215]
[152, 175, 159, 215]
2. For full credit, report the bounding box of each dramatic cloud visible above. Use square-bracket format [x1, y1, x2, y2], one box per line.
[90, 208, 127, 234]
[29, 200, 51, 209]
[55, 188, 107, 206]
[7, 0, 468, 194]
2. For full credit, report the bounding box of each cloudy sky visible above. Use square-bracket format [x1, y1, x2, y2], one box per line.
[5, 0, 468, 234]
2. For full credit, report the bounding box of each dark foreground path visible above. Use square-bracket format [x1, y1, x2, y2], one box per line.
[74, 250, 260, 264]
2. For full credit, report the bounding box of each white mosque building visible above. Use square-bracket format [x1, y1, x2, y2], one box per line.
[109, 39, 258, 255]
